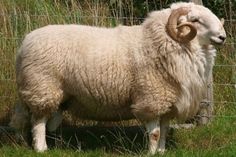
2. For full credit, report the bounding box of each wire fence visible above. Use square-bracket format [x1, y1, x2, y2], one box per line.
[0, 12, 235, 126]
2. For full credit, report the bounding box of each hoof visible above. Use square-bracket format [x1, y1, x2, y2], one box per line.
[34, 143, 48, 152]
[157, 148, 165, 155]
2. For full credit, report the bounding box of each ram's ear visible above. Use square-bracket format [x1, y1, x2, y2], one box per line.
[220, 18, 225, 25]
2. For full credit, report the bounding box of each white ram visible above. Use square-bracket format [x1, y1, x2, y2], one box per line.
[10, 2, 226, 154]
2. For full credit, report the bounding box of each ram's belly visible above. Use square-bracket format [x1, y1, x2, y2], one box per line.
[65, 71, 134, 121]
[65, 97, 134, 121]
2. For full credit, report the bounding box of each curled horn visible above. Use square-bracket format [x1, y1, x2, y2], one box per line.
[166, 7, 197, 43]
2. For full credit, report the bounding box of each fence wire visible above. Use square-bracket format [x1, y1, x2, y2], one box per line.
[1, 13, 236, 22]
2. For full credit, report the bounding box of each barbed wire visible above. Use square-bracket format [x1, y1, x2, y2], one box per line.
[195, 115, 236, 118]
[1, 13, 236, 23]
[214, 65, 236, 67]
[213, 83, 236, 87]
[0, 13, 145, 20]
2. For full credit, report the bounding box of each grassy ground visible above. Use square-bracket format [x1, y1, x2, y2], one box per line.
[0, 0, 236, 156]
[0, 116, 236, 157]
[1, 114, 236, 156]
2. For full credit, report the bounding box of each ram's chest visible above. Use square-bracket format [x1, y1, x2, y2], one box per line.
[174, 49, 215, 120]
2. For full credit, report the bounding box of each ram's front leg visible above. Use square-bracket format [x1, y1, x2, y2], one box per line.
[158, 118, 169, 154]
[145, 119, 161, 155]
[145, 118, 169, 155]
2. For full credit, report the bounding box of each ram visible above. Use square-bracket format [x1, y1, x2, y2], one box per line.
[10, 2, 226, 154]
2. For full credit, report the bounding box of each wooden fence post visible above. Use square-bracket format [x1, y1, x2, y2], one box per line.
[189, 0, 213, 125]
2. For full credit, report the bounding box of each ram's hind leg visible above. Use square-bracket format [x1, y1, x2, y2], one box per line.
[47, 110, 63, 132]
[19, 82, 64, 152]
[31, 116, 48, 152]
[30, 92, 63, 152]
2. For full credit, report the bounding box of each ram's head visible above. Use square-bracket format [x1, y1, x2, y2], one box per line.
[166, 5, 226, 45]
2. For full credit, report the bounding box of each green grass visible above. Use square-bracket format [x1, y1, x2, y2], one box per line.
[1, 116, 236, 157]
[0, 146, 119, 157]
[0, 0, 236, 156]
[1, 115, 236, 156]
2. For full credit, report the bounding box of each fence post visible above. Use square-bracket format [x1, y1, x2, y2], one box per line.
[189, 0, 213, 125]
[228, 0, 236, 109]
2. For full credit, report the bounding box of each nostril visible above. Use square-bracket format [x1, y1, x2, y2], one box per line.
[219, 35, 226, 41]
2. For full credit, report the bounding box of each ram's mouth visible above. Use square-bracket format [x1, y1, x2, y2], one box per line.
[210, 37, 225, 46]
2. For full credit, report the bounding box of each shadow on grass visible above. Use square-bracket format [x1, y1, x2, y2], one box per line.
[0, 125, 177, 154]
[46, 125, 177, 154]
